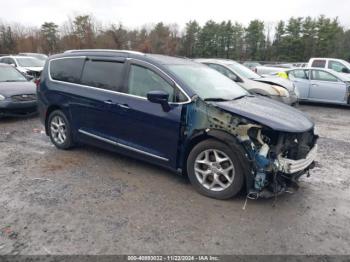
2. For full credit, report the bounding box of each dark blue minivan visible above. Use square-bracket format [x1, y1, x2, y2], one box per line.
[37, 50, 318, 199]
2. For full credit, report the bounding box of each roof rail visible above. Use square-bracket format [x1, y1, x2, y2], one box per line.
[64, 49, 144, 55]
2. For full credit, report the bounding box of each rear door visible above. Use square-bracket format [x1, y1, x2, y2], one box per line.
[73, 57, 128, 140]
[49, 56, 128, 140]
[309, 69, 347, 103]
[288, 69, 311, 99]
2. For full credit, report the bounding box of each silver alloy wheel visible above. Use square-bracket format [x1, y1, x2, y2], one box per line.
[50, 115, 67, 145]
[194, 149, 235, 192]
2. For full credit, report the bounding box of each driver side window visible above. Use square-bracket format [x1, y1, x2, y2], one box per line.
[328, 61, 347, 73]
[127, 65, 175, 102]
[311, 70, 338, 82]
[207, 63, 238, 81]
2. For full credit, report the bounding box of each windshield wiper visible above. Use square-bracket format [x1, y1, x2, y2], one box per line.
[231, 95, 247, 101]
[4, 80, 26, 82]
[204, 98, 231, 102]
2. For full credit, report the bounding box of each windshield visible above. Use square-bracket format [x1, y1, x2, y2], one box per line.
[226, 62, 262, 79]
[0, 66, 27, 82]
[16, 57, 44, 67]
[167, 64, 248, 100]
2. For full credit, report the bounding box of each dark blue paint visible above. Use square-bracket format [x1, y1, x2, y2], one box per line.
[37, 50, 316, 175]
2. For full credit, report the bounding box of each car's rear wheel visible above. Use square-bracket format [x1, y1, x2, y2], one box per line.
[187, 139, 245, 199]
[48, 110, 74, 149]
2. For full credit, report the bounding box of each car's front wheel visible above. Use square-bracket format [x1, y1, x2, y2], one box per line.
[48, 110, 74, 149]
[187, 139, 245, 199]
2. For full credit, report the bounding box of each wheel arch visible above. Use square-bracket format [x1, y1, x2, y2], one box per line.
[45, 105, 63, 135]
[181, 129, 254, 190]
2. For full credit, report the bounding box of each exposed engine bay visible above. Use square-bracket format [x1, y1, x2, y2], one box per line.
[243, 126, 318, 199]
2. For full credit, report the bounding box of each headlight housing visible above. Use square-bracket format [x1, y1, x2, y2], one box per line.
[0, 94, 5, 101]
[271, 85, 290, 97]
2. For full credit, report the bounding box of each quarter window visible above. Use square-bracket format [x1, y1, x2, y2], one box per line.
[126, 65, 177, 102]
[50, 58, 85, 84]
[311, 60, 326, 68]
[80, 60, 124, 91]
[311, 70, 338, 82]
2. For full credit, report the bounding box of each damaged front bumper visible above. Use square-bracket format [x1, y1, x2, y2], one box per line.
[277, 144, 317, 174]
[242, 127, 318, 199]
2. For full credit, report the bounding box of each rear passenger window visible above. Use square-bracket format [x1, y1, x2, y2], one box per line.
[80, 60, 124, 91]
[311, 70, 338, 82]
[50, 58, 84, 84]
[311, 60, 326, 68]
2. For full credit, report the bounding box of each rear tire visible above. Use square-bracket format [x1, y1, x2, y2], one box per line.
[47, 110, 74, 150]
[186, 139, 245, 199]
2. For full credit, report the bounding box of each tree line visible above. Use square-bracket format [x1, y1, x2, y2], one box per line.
[1, 15, 349, 62]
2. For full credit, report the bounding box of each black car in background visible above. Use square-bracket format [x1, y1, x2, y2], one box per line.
[0, 63, 37, 117]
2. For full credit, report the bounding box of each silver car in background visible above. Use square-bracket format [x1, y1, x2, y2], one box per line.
[195, 59, 298, 105]
[287, 68, 350, 105]
[0, 55, 44, 79]
[18, 53, 48, 61]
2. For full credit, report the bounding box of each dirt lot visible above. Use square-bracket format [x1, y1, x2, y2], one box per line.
[0, 104, 349, 255]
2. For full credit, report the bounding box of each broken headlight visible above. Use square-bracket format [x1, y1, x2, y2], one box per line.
[271, 85, 290, 97]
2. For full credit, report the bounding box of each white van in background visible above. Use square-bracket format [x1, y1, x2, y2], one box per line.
[308, 58, 350, 74]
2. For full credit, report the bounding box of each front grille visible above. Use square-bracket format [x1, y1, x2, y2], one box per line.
[11, 94, 37, 102]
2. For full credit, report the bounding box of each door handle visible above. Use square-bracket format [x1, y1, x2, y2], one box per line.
[117, 104, 130, 109]
[311, 84, 318, 87]
[104, 100, 114, 105]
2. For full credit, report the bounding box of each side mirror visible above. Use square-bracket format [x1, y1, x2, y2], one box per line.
[147, 90, 170, 112]
[341, 68, 350, 74]
[229, 74, 242, 82]
[229, 74, 243, 83]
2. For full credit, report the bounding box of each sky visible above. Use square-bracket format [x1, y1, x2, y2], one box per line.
[0, 0, 349, 30]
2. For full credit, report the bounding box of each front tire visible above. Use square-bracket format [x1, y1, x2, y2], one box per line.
[187, 139, 245, 199]
[48, 110, 74, 149]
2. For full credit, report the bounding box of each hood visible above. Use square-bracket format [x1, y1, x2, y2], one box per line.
[19, 67, 43, 72]
[213, 95, 314, 132]
[253, 76, 294, 91]
[0, 81, 36, 97]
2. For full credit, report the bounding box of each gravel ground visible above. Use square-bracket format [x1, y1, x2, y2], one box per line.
[0, 104, 349, 255]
